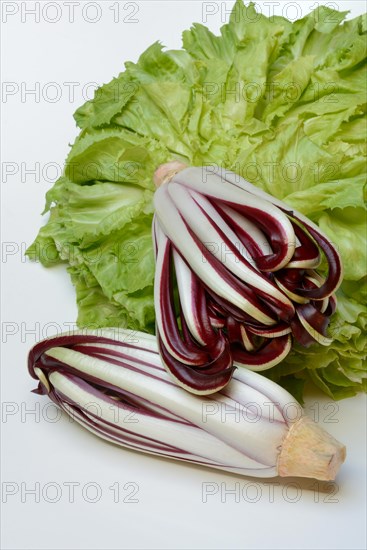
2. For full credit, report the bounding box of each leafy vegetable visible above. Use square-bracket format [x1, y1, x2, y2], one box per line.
[152, 163, 342, 394]
[27, 1, 367, 399]
[28, 328, 346, 481]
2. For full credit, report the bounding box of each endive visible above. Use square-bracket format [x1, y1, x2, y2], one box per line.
[29, 329, 346, 481]
[153, 163, 342, 394]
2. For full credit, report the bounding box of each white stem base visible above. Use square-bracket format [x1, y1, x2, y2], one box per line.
[278, 416, 346, 481]
[154, 161, 187, 187]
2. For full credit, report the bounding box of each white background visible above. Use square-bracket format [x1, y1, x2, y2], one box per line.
[1, 1, 366, 549]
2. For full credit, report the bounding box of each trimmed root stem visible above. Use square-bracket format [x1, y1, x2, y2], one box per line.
[154, 161, 187, 187]
[278, 415, 346, 481]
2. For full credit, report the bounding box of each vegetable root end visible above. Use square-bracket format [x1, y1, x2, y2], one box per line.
[154, 161, 187, 187]
[278, 416, 346, 481]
